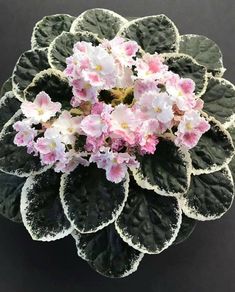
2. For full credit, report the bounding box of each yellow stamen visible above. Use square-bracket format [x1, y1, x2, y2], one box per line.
[186, 122, 193, 130]
[155, 107, 162, 113]
[37, 108, 44, 115]
[95, 65, 103, 71]
[121, 122, 129, 129]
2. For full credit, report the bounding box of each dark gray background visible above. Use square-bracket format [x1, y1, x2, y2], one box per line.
[0, 1, 235, 291]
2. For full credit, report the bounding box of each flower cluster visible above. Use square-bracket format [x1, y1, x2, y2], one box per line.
[13, 37, 210, 183]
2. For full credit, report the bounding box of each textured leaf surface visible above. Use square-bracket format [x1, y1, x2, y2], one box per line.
[132, 140, 191, 196]
[201, 77, 235, 128]
[0, 171, 25, 223]
[31, 14, 75, 49]
[12, 49, 49, 100]
[118, 15, 179, 54]
[0, 78, 12, 97]
[24, 69, 72, 108]
[179, 34, 224, 76]
[72, 224, 143, 278]
[0, 111, 45, 177]
[180, 167, 234, 220]
[228, 127, 235, 182]
[174, 214, 197, 245]
[164, 53, 207, 96]
[115, 176, 182, 254]
[70, 8, 127, 39]
[48, 31, 100, 71]
[190, 118, 234, 175]
[21, 169, 72, 241]
[0, 91, 21, 132]
[60, 164, 128, 233]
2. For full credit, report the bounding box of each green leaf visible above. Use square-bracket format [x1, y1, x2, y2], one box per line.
[132, 140, 191, 197]
[70, 8, 127, 40]
[115, 176, 182, 254]
[0, 91, 21, 132]
[118, 14, 179, 54]
[60, 164, 129, 233]
[189, 118, 234, 175]
[0, 110, 46, 177]
[0, 171, 25, 223]
[21, 169, 73, 241]
[201, 77, 235, 128]
[163, 53, 207, 96]
[180, 167, 234, 220]
[72, 224, 144, 278]
[228, 127, 235, 182]
[48, 31, 100, 71]
[179, 34, 225, 76]
[12, 49, 50, 100]
[0, 77, 12, 97]
[31, 14, 75, 49]
[173, 214, 197, 245]
[24, 69, 73, 108]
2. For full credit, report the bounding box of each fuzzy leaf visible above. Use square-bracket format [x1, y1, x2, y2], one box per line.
[118, 15, 179, 54]
[190, 118, 234, 175]
[72, 224, 143, 278]
[70, 8, 127, 40]
[0, 91, 21, 132]
[24, 69, 72, 108]
[60, 164, 129, 233]
[173, 214, 197, 245]
[21, 169, 72, 241]
[12, 49, 50, 100]
[132, 140, 191, 196]
[115, 176, 182, 254]
[180, 167, 234, 221]
[48, 31, 100, 71]
[0, 78, 12, 97]
[201, 77, 235, 128]
[0, 171, 25, 223]
[164, 53, 207, 96]
[31, 14, 75, 49]
[179, 34, 225, 76]
[0, 111, 45, 177]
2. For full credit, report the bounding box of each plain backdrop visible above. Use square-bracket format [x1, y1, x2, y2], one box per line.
[0, 1, 235, 291]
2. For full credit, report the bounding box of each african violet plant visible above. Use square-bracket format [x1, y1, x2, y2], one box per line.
[0, 8, 235, 278]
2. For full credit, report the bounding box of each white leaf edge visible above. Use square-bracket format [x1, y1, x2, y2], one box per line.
[47, 31, 101, 70]
[31, 14, 75, 50]
[71, 230, 144, 278]
[0, 109, 49, 177]
[191, 115, 235, 175]
[117, 14, 180, 53]
[115, 196, 182, 254]
[12, 48, 49, 101]
[21, 172, 74, 241]
[131, 146, 192, 197]
[161, 52, 208, 98]
[179, 166, 234, 221]
[179, 34, 226, 76]
[70, 8, 127, 35]
[60, 171, 129, 234]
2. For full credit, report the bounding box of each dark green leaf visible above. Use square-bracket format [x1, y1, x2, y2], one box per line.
[174, 214, 197, 245]
[0, 171, 25, 223]
[71, 8, 127, 40]
[180, 167, 234, 220]
[115, 176, 182, 253]
[0, 77, 12, 97]
[118, 14, 179, 54]
[228, 127, 235, 182]
[72, 224, 143, 278]
[21, 169, 72, 241]
[132, 139, 191, 196]
[31, 14, 75, 49]
[179, 34, 224, 76]
[60, 163, 128, 233]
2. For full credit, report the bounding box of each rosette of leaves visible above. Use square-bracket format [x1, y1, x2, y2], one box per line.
[0, 8, 235, 278]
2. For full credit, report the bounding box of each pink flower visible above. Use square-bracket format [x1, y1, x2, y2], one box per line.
[175, 111, 210, 149]
[34, 128, 66, 165]
[13, 120, 37, 147]
[71, 79, 99, 106]
[21, 91, 61, 124]
[52, 111, 82, 145]
[151, 93, 174, 124]
[137, 119, 159, 154]
[55, 150, 89, 173]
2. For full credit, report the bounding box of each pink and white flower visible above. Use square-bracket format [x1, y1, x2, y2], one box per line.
[55, 150, 89, 173]
[21, 91, 61, 124]
[13, 120, 37, 147]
